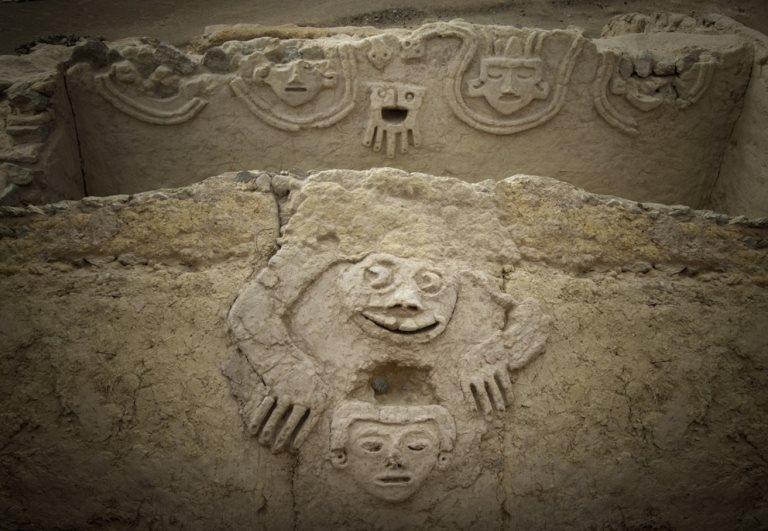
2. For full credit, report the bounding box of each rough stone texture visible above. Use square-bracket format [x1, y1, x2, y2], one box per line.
[1, 168, 767, 528]
[0, 44, 82, 205]
[0, 174, 284, 529]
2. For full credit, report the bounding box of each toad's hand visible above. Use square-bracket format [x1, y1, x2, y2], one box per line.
[460, 361, 513, 416]
[243, 373, 329, 453]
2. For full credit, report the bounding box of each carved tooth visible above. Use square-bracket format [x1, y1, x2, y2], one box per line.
[413, 312, 436, 329]
[398, 318, 420, 331]
[378, 315, 399, 328]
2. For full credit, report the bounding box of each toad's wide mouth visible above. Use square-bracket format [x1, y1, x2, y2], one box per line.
[375, 474, 413, 486]
[361, 309, 440, 335]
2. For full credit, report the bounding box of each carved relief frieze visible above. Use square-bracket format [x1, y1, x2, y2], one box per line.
[594, 49, 717, 135]
[77, 42, 211, 125]
[400, 21, 585, 135]
[229, 44, 357, 131]
[329, 401, 455, 503]
[362, 83, 425, 158]
[365, 34, 398, 70]
[225, 248, 551, 451]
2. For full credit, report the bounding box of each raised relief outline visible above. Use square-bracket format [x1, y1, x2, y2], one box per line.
[226, 249, 551, 455]
[674, 57, 716, 108]
[402, 21, 585, 135]
[94, 72, 208, 126]
[362, 82, 425, 158]
[593, 53, 639, 136]
[329, 401, 456, 503]
[594, 51, 717, 135]
[229, 45, 357, 131]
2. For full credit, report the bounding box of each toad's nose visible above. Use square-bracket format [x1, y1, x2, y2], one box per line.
[391, 284, 423, 311]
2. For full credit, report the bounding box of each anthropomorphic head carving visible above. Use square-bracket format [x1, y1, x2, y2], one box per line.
[340, 253, 458, 343]
[330, 401, 455, 503]
[467, 32, 550, 115]
[255, 58, 337, 107]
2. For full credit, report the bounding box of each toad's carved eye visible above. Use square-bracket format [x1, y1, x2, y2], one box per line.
[361, 441, 383, 453]
[365, 264, 393, 289]
[407, 442, 427, 451]
[414, 270, 442, 294]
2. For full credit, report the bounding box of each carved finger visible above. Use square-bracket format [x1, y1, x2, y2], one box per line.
[273, 404, 308, 453]
[470, 379, 493, 415]
[386, 130, 396, 158]
[258, 399, 289, 447]
[373, 126, 384, 152]
[246, 396, 275, 436]
[362, 122, 375, 147]
[409, 127, 421, 147]
[485, 377, 506, 412]
[291, 409, 319, 451]
[460, 377, 478, 412]
[494, 368, 514, 407]
[399, 130, 409, 154]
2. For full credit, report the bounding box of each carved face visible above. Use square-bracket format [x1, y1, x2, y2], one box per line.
[341, 254, 458, 343]
[257, 59, 337, 107]
[336, 420, 445, 503]
[467, 57, 550, 115]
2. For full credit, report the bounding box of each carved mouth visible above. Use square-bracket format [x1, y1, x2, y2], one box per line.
[362, 310, 440, 335]
[375, 475, 412, 485]
[284, 86, 308, 92]
[498, 94, 521, 101]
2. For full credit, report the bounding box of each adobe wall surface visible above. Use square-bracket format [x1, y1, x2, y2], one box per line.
[603, 12, 768, 219]
[1, 168, 767, 529]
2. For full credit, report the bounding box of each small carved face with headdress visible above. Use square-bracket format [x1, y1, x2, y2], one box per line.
[254, 58, 337, 107]
[340, 253, 458, 343]
[467, 33, 551, 115]
[330, 402, 455, 503]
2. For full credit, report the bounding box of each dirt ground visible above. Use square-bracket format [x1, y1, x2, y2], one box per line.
[2, 0, 768, 54]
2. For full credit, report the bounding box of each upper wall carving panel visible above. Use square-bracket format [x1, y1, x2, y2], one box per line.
[65, 21, 742, 139]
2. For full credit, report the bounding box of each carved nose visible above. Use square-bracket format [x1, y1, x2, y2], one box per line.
[392, 285, 423, 311]
[287, 66, 301, 84]
[385, 451, 403, 469]
[501, 82, 518, 95]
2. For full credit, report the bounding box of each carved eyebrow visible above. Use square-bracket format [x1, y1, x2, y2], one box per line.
[399, 429, 436, 440]
[354, 430, 386, 439]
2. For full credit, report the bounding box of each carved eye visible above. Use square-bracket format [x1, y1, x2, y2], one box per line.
[407, 442, 427, 451]
[414, 270, 442, 294]
[515, 69, 535, 80]
[404, 92, 414, 101]
[377, 87, 389, 97]
[361, 440, 383, 453]
[365, 263, 393, 289]
[487, 68, 504, 79]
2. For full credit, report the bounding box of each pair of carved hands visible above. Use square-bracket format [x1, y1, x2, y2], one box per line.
[459, 298, 550, 416]
[244, 363, 329, 453]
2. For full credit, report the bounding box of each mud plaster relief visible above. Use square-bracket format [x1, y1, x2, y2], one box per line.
[402, 21, 585, 134]
[229, 45, 357, 131]
[593, 50, 717, 135]
[329, 401, 455, 503]
[225, 250, 550, 504]
[83, 43, 211, 125]
[362, 83, 425, 158]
